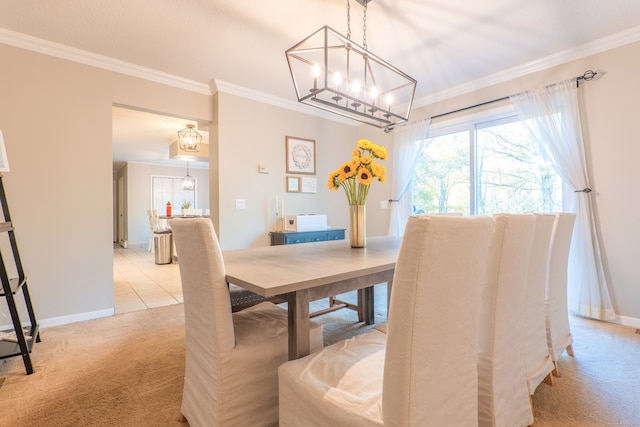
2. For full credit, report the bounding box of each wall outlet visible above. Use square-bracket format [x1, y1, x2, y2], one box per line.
[258, 164, 269, 174]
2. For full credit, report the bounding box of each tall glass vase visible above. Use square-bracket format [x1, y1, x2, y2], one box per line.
[349, 205, 366, 248]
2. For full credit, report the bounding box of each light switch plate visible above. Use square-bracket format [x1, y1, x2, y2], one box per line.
[235, 199, 246, 209]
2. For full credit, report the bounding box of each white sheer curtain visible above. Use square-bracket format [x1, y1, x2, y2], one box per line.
[510, 79, 615, 320]
[388, 118, 431, 236]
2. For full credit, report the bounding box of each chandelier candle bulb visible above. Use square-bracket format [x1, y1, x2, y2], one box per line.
[312, 64, 320, 91]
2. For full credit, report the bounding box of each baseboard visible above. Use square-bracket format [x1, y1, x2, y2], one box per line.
[39, 308, 115, 329]
[610, 314, 640, 329]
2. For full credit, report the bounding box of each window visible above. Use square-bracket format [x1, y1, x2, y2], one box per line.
[412, 110, 562, 216]
[151, 176, 196, 215]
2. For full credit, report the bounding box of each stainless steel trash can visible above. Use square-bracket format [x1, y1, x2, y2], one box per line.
[154, 230, 173, 265]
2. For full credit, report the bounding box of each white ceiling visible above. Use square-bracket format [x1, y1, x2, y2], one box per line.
[1, 0, 639, 169]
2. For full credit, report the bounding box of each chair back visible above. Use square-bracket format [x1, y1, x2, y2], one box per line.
[546, 212, 576, 361]
[382, 215, 495, 427]
[170, 218, 235, 356]
[147, 209, 161, 230]
[477, 213, 536, 427]
[524, 213, 555, 392]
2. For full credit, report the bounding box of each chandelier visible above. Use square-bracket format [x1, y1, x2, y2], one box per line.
[285, 0, 416, 130]
[177, 124, 202, 152]
[182, 161, 195, 191]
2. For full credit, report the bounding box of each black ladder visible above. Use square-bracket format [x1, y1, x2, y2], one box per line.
[0, 174, 39, 374]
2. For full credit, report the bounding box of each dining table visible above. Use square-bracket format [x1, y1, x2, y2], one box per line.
[223, 235, 402, 360]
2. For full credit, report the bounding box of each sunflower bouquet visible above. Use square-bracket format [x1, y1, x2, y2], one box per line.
[327, 139, 387, 205]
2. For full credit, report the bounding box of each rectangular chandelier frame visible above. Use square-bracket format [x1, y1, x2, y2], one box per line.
[286, 25, 416, 129]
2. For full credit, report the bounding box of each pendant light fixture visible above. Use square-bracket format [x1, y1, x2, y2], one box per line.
[177, 124, 202, 152]
[182, 160, 195, 191]
[285, 0, 416, 131]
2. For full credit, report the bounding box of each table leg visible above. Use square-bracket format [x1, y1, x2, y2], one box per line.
[287, 289, 310, 360]
[362, 286, 375, 325]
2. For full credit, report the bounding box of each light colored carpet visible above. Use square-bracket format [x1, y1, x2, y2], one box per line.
[530, 317, 640, 427]
[0, 286, 638, 427]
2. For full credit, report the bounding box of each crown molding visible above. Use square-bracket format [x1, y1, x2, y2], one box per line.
[213, 80, 357, 126]
[0, 27, 211, 95]
[413, 25, 640, 108]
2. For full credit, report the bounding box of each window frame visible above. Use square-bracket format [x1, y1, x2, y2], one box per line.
[412, 104, 565, 215]
[151, 175, 197, 215]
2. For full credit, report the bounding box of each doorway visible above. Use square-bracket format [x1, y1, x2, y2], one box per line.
[111, 104, 210, 310]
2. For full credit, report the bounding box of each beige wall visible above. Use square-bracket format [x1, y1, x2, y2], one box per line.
[407, 41, 640, 323]
[0, 44, 211, 326]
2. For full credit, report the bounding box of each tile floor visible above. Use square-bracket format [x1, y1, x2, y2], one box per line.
[113, 244, 183, 314]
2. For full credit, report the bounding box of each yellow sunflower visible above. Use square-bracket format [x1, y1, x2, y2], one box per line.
[357, 167, 374, 185]
[360, 155, 373, 165]
[338, 161, 357, 180]
[327, 170, 341, 190]
[357, 139, 372, 150]
[372, 144, 388, 159]
[352, 155, 361, 169]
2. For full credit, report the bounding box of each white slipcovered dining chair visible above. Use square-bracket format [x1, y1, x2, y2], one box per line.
[477, 213, 536, 427]
[523, 214, 556, 413]
[546, 212, 577, 377]
[169, 218, 323, 427]
[147, 209, 162, 252]
[279, 215, 495, 427]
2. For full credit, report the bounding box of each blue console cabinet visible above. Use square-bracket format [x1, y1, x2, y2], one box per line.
[269, 229, 346, 246]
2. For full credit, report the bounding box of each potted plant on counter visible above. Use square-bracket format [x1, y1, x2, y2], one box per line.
[181, 200, 193, 216]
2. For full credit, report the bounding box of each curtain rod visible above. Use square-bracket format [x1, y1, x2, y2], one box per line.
[430, 69, 600, 121]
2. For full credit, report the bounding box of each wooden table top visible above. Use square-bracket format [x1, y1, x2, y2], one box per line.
[223, 236, 402, 297]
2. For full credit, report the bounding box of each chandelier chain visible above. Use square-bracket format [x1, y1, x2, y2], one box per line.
[346, 0, 351, 40]
[362, 0, 368, 50]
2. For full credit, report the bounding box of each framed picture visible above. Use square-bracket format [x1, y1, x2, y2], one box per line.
[300, 176, 317, 193]
[0, 131, 9, 172]
[286, 136, 316, 175]
[286, 176, 300, 192]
